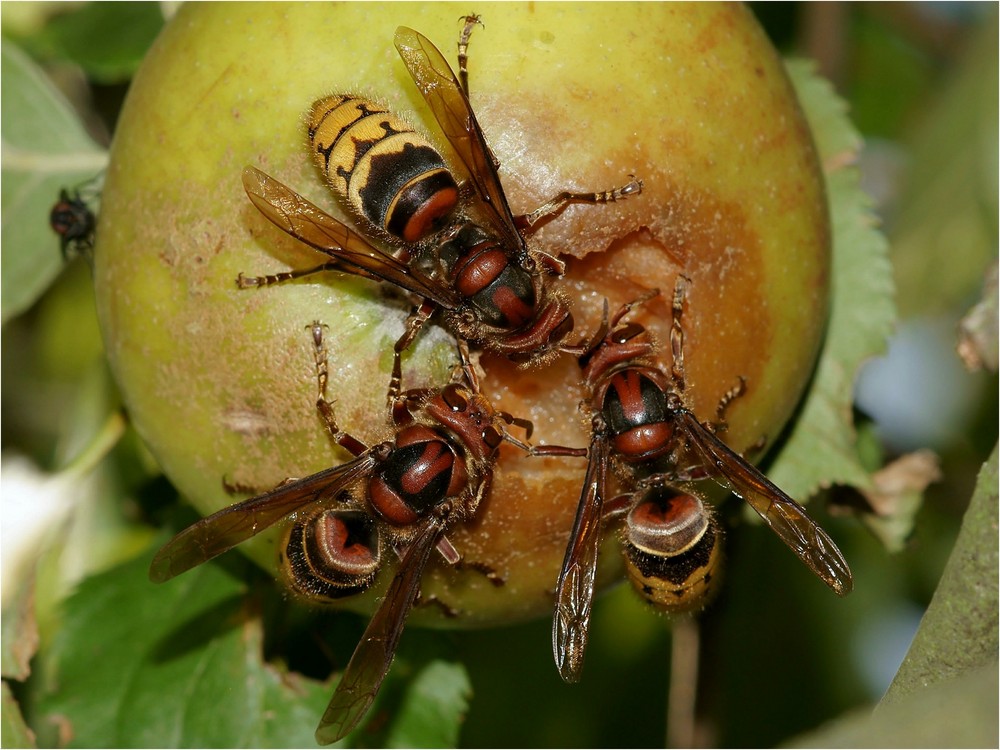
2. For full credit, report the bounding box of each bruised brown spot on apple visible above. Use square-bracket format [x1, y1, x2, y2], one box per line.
[484, 184, 771, 457]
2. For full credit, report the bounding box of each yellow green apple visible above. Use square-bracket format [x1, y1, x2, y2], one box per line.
[95, 2, 828, 626]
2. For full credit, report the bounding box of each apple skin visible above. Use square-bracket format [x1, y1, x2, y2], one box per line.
[95, 3, 828, 627]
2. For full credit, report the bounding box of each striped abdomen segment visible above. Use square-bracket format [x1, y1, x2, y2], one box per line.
[452, 238, 537, 329]
[603, 369, 675, 462]
[367, 425, 468, 527]
[309, 95, 459, 243]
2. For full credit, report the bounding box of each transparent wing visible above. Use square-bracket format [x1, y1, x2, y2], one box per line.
[677, 410, 853, 595]
[393, 26, 524, 252]
[315, 516, 445, 745]
[552, 431, 610, 683]
[149, 454, 378, 583]
[243, 166, 462, 308]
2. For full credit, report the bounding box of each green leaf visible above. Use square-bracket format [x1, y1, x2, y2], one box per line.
[29, 545, 474, 747]
[385, 660, 471, 748]
[1, 41, 107, 323]
[2, 681, 37, 748]
[881, 443, 998, 703]
[1, 575, 38, 682]
[788, 662, 998, 748]
[32, 550, 332, 748]
[889, 16, 999, 319]
[854, 450, 941, 553]
[767, 60, 896, 499]
[791, 60, 861, 167]
[848, 13, 936, 139]
[20, 3, 165, 83]
[787, 445, 1000, 748]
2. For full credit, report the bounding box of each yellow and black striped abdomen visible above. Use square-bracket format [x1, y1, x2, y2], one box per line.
[624, 513, 723, 614]
[309, 95, 459, 243]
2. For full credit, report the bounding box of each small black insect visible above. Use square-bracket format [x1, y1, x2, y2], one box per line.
[50, 187, 97, 261]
